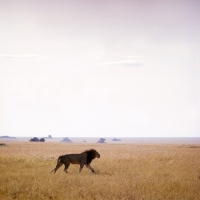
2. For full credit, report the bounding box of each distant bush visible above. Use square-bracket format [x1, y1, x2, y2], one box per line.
[60, 137, 72, 142]
[29, 137, 45, 142]
[40, 138, 45, 142]
[0, 143, 7, 146]
[112, 138, 121, 141]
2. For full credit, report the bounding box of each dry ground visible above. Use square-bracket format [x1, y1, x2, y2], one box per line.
[0, 142, 200, 200]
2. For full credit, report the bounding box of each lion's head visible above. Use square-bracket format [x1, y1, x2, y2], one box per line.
[83, 149, 100, 164]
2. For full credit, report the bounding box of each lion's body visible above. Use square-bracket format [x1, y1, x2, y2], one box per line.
[57, 153, 88, 166]
[51, 149, 100, 173]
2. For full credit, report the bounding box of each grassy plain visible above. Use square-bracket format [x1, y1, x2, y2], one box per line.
[0, 142, 200, 200]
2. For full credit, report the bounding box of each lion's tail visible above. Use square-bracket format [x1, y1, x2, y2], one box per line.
[51, 156, 62, 173]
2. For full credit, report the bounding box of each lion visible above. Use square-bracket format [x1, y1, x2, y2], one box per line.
[51, 149, 100, 173]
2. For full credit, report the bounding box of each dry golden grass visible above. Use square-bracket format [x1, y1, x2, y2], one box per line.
[0, 142, 200, 199]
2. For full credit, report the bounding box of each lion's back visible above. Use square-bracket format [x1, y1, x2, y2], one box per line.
[62, 153, 87, 164]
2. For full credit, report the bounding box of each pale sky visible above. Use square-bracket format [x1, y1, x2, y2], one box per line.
[0, 0, 199, 137]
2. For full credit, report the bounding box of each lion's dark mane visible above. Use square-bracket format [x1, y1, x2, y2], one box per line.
[82, 149, 97, 164]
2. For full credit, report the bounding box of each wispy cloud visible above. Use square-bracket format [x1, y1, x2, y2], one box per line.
[0, 54, 49, 61]
[99, 56, 144, 67]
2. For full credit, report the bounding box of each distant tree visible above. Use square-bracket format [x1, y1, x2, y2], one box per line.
[97, 138, 106, 143]
[30, 137, 40, 142]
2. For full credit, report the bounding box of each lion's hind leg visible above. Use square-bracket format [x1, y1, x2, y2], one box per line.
[64, 162, 70, 173]
[51, 161, 63, 173]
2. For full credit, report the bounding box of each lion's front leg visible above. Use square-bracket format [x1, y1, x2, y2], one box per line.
[86, 164, 95, 173]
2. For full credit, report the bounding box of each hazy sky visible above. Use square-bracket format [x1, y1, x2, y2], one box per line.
[0, 0, 199, 137]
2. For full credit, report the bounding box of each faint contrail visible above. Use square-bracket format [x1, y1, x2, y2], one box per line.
[0, 54, 49, 60]
[98, 57, 144, 67]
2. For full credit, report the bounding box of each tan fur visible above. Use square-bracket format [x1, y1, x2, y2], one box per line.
[51, 149, 100, 173]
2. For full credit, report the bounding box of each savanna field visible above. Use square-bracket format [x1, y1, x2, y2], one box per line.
[0, 141, 200, 200]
